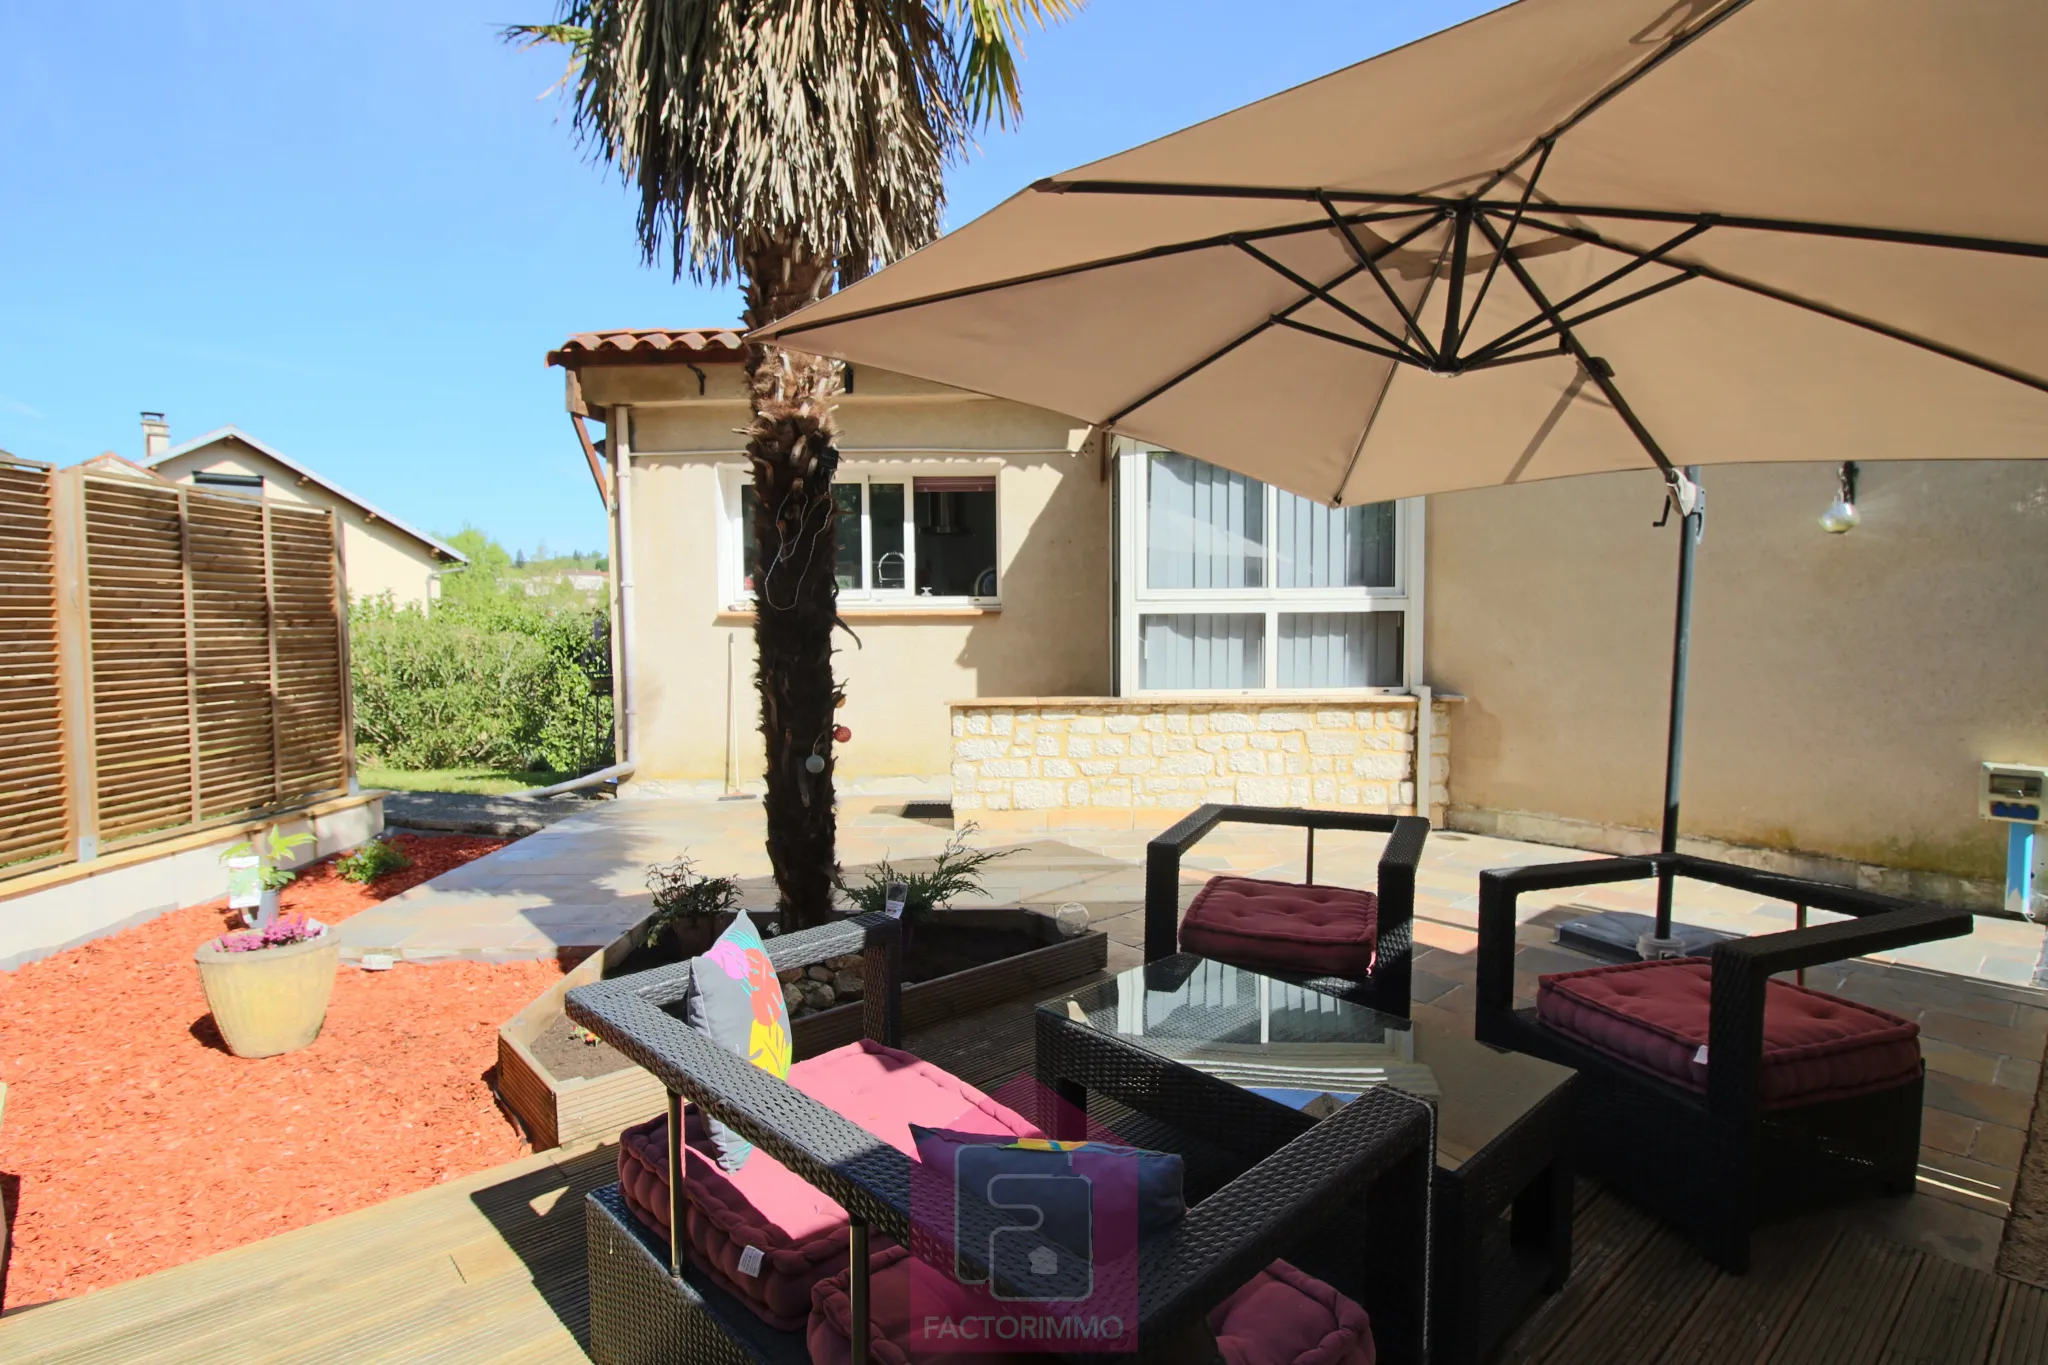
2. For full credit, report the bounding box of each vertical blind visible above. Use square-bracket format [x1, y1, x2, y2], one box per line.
[1278, 612, 1403, 689]
[1147, 453, 1264, 588]
[1276, 494, 1396, 588]
[1140, 613, 1264, 690]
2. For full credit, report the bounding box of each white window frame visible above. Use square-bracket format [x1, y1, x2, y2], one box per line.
[719, 461, 1004, 610]
[1115, 446, 1424, 695]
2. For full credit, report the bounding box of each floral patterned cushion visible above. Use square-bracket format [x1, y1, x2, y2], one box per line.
[684, 910, 793, 1169]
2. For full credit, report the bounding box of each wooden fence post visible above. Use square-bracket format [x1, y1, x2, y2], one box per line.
[330, 514, 359, 794]
[176, 487, 203, 826]
[261, 499, 285, 808]
[50, 467, 99, 863]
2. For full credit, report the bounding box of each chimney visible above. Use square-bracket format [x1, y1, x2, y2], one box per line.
[140, 411, 169, 461]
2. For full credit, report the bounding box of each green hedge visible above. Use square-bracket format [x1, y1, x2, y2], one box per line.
[349, 592, 614, 776]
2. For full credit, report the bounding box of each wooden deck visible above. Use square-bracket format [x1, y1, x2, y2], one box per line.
[1, 976, 2044, 1365]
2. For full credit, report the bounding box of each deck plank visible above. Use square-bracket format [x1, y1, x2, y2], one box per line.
[1880, 1252, 2007, 1365]
[1768, 1233, 1923, 1365]
[1652, 1216, 1842, 1365]
[1535, 1219, 1720, 1364]
[1989, 1277, 2048, 1365]
[1493, 1187, 1660, 1364]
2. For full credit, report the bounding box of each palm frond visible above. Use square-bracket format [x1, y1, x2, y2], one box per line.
[522, 0, 1079, 290]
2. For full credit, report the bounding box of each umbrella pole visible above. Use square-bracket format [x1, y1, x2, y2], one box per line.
[1655, 467, 1703, 939]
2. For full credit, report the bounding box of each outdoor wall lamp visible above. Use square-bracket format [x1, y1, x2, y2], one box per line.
[1819, 461, 1861, 534]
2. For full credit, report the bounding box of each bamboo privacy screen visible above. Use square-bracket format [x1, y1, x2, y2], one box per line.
[0, 462, 352, 877]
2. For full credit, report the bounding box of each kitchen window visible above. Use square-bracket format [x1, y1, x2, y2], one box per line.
[1117, 449, 1419, 693]
[729, 468, 1000, 607]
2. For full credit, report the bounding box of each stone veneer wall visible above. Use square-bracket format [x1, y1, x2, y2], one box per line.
[950, 696, 1454, 831]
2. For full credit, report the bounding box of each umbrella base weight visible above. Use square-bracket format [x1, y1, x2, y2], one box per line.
[1554, 912, 1734, 963]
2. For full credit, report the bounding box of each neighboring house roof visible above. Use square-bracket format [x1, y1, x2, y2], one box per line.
[76, 452, 177, 484]
[149, 427, 467, 564]
[546, 328, 745, 369]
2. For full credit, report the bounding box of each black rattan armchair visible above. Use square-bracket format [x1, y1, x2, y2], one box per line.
[1474, 853, 1972, 1273]
[569, 912, 1437, 1364]
[1145, 804, 1430, 1018]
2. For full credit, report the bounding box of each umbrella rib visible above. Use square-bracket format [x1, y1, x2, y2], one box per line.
[1317, 193, 1439, 365]
[1458, 140, 1555, 352]
[1475, 212, 1679, 480]
[1043, 181, 2048, 262]
[1102, 212, 1447, 428]
[1271, 315, 1415, 365]
[1473, 0, 1758, 202]
[1233, 238, 1433, 365]
[764, 208, 1434, 343]
[1480, 270, 1700, 362]
[1522, 216, 2048, 397]
[1464, 219, 1713, 363]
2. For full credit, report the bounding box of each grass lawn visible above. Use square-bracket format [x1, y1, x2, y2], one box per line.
[358, 766, 557, 796]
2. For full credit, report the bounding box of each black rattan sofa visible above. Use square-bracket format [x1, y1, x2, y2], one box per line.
[1145, 805, 1430, 1018]
[568, 912, 1437, 1364]
[1474, 852, 1973, 1273]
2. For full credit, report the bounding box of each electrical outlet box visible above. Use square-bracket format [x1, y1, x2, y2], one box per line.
[1981, 762, 2046, 824]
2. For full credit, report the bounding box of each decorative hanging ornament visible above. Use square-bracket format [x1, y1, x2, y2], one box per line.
[804, 753, 827, 774]
[834, 725, 852, 744]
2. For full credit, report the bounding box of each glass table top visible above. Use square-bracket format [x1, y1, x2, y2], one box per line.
[1041, 955, 1573, 1170]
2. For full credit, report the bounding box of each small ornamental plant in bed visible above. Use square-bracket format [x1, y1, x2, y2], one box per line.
[645, 855, 745, 959]
[336, 837, 413, 886]
[220, 825, 315, 928]
[213, 913, 326, 953]
[817, 823, 1013, 1014]
[199, 824, 341, 1059]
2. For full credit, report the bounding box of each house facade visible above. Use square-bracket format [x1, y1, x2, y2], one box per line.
[147, 422, 465, 604]
[556, 329, 2048, 905]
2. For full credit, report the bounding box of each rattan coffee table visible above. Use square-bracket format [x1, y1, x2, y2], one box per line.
[1036, 955, 1575, 1365]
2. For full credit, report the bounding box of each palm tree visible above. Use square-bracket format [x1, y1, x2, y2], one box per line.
[509, 1, 1078, 929]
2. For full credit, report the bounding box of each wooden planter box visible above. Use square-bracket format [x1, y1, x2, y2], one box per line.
[495, 908, 1108, 1151]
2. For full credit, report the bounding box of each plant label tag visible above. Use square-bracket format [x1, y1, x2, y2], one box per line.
[225, 855, 262, 910]
[737, 1245, 765, 1278]
[884, 880, 909, 920]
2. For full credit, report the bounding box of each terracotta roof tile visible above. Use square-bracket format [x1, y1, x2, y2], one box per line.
[546, 328, 746, 368]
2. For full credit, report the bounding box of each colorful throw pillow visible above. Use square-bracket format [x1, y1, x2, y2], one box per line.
[685, 910, 793, 1170]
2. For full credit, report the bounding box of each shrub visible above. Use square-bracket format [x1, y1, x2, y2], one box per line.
[842, 823, 1009, 923]
[349, 591, 613, 775]
[337, 838, 412, 885]
[645, 856, 744, 937]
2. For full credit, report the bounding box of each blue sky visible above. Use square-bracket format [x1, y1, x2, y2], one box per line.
[0, 1, 1495, 556]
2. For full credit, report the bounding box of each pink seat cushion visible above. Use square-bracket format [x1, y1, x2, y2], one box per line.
[616, 1039, 1043, 1330]
[807, 1247, 1373, 1365]
[1180, 876, 1378, 978]
[1535, 958, 1921, 1111]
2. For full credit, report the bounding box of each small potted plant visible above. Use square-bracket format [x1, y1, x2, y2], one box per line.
[843, 823, 1009, 959]
[221, 826, 315, 928]
[196, 826, 338, 1059]
[645, 856, 746, 960]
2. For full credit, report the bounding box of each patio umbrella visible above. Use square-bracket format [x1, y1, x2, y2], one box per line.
[753, 0, 2048, 947]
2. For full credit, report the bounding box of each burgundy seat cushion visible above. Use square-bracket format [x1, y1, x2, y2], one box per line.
[616, 1039, 1043, 1330]
[1179, 876, 1378, 978]
[1535, 958, 1921, 1111]
[807, 1247, 1374, 1365]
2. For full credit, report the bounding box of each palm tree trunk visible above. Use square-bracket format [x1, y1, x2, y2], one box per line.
[742, 240, 844, 930]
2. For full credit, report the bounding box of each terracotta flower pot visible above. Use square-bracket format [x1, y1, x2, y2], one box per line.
[194, 923, 340, 1059]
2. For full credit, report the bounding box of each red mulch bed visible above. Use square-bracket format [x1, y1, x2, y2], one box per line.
[0, 833, 567, 1310]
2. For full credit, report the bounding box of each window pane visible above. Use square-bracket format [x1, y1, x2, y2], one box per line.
[833, 484, 862, 590]
[1141, 613, 1265, 690]
[740, 485, 758, 592]
[1277, 612, 1402, 688]
[1146, 453, 1264, 589]
[869, 482, 906, 590]
[914, 479, 997, 597]
[1275, 494, 1396, 588]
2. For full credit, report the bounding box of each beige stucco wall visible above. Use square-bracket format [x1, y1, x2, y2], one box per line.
[595, 364, 1112, 787]
[154, 438, 451, 605]
[1427, 460, 2048, 888]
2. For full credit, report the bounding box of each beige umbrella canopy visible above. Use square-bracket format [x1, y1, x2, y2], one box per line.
[756, 0, 2048, 944]
[757, 0, 2048, 512]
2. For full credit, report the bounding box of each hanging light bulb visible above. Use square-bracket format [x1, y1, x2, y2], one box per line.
[1819, 461, 1860, 534]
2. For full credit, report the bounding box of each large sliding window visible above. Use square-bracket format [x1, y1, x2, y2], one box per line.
[1118, 450, 1418, 694]
[728, 467, 1000, 607]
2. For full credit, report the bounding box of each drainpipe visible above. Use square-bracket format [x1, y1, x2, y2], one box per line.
[612, 404, 639, 772]
[1407, 497, 1433, 822]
